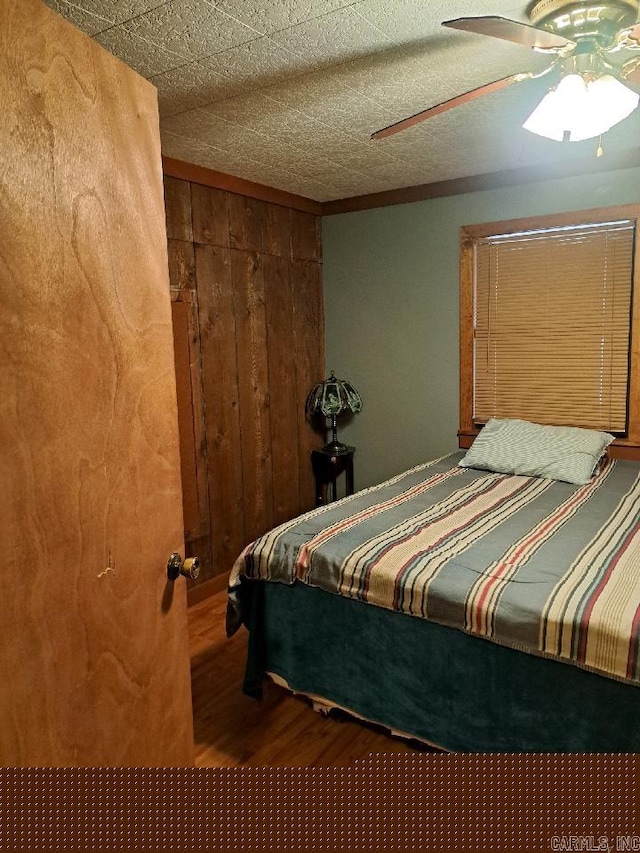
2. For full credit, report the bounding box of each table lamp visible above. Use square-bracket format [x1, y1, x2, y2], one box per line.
[305, 371, 363, 454]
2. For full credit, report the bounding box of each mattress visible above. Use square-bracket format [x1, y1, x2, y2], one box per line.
[229, 452, 640, 687]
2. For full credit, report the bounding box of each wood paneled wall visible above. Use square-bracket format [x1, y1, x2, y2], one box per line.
[164, 175, 324, 585]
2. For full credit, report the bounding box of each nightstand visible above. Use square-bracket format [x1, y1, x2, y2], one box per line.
[311, 446, 355, 506]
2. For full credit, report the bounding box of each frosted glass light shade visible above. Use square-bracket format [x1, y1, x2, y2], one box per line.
[523, 73, 639, 142]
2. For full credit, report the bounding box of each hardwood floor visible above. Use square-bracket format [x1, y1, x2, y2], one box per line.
[188, 588, 437, 766]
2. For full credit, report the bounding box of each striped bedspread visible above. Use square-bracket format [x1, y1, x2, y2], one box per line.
[228, 452, 640, 685]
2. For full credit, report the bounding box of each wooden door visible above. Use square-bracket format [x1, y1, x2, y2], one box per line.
[0, 0, 194, 765]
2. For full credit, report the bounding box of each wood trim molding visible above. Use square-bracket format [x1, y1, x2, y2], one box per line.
[460, 203, 640, 240]
[459, 228, 474, 440]
[164, 149, 640, 219]
[187, 571, 230, 607]
[321, 148, 640, 216]
[162, 156, 322, 215]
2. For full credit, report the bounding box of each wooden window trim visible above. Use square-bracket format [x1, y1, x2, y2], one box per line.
[459, 204, 640, 460]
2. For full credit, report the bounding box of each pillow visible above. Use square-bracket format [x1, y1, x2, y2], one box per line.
[459, 418, 614, 485]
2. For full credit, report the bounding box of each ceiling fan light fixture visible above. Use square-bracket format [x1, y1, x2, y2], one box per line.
[523, 72, 639, 141]
[372, 1, 640, 143]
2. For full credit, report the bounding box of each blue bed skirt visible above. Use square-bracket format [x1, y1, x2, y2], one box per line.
[238, 578, 640, 752]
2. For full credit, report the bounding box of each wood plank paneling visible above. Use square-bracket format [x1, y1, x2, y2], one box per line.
[172, 300, 200, 539]
[171, 295, 213, 582]
[164, 175, 193, 241]
[292, 258, 325, 511]
[164, 171, 323, 582]
[263, 254, 300, 525]
[264, 203, 291, 258]
[232, 249, 275, 543]
[195, 244, 246, 575]
[229, 193, 265, 253]
[162, 155, 322, 216]
[192, 183, 229, 247]
[182, 289, 213, 579]
[291, 209, 321, 261]
[167, 238, 196, 293]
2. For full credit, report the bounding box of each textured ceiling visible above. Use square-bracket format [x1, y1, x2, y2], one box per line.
[44, 0, 640, 202]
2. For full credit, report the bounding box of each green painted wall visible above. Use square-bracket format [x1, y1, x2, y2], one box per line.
[322, 167, 640, 490]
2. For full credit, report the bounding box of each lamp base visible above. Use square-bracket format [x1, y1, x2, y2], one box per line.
[323, 439, 350, 455]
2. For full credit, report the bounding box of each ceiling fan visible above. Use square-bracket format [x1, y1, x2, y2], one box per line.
[371, 0, 640, 144]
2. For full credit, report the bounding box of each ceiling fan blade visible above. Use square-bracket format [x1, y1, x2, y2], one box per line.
[371, 73, 529, 140]
[443, 16, 575, 51]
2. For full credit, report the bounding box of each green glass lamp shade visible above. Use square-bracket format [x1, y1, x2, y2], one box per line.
[305, 372, 362, 453]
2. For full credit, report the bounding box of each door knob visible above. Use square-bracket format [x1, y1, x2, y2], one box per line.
[167, 552, 200, 581]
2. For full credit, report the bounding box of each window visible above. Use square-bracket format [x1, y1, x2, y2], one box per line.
[459, 205, 640, 455]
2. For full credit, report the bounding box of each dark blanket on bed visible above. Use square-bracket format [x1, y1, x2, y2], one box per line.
[229, 452, 640, 686]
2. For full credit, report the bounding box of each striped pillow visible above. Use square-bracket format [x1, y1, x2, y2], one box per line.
[459, 418, 614, 485]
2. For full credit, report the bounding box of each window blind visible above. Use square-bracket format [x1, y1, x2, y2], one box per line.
[473, 220, 635, 432]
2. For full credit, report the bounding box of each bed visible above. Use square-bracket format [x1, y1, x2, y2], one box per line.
[227, 423, 640, 751]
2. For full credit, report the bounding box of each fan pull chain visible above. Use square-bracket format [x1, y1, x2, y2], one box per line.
[596, 135, 604, 157]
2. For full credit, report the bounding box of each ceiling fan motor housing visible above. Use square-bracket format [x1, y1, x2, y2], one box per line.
[529, 0, 639, 47]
